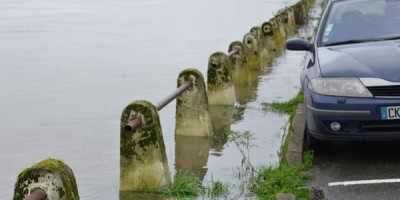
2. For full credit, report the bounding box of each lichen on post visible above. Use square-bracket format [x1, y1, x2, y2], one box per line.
[250, 26, 271, 65]
[120, 100, 171, 192]
[175, 68, 213, 137]
[243, 33, 262, 69]
[207, 52, 236, 105]
[261, 21, 277, 54]
[228, 41, 246, 70]
[13, 158, 79, 200]
[269, 17, 285, 52]
[284, 7, 296, 34]
[292, 2, 307, 25]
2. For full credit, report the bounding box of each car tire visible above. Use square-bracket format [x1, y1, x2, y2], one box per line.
[306, 127, 332, 152]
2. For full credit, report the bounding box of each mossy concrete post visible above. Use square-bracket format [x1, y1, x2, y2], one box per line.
[278, 9, 294, 37]
[285, 7, 296, 34]
[175, 68, 213, 137]
[269, 17, 285, 51]
[13, 158, 79, 200]
[243, 32, 262, 69]
[251, 26, 270, 65]
[261, 21, 277, 54]
[275, 14, 288, 39]
[120, 100, 171, 191]
[207, 52, 236, 105]
[293, 2, 307, 25]
[228, 41, 246, 70]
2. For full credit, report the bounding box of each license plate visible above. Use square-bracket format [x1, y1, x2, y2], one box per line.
[381, 106, 400, 120]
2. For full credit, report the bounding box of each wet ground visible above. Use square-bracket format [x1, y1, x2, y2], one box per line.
[0, 0, 321, 199]
[308, 141, 400, 200]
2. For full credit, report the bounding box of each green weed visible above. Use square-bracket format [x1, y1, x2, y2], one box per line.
[154, 171, 201, 198]
[250, 156, 313, 200]
[262, 91, 303, 115]
[203, 178, 230, 198]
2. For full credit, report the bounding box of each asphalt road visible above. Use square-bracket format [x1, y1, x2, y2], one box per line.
[306, 141, 400, 200]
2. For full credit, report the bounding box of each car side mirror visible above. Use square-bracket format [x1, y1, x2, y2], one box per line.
[286, 38, 313, 52]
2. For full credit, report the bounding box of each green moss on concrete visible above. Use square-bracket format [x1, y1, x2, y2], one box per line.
[261, 21, 274, 37]
[13, 158, 79, 200]
[120, 100, 165, 159]
[228, 41, 247, 70]
[207, 52, 233, 89]
[120, 100, 171, 191]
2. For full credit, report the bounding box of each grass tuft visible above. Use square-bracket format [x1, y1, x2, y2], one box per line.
[203, 178, 230, 198]
[262, 91, 303, 115]
[251, 150, 314, 199]
[154, 171, 201, 198]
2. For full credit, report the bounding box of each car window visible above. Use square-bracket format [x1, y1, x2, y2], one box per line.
[321, 0, 400, 46]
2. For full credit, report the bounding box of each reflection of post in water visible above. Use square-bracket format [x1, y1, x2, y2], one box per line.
[231, 67, 261, 103]
[208, 105, 234, 154]
[175, 135, 211, 181]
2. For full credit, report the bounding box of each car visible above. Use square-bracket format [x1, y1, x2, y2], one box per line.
[286, 0, 400, 150]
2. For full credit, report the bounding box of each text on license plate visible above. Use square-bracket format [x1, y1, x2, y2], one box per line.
[381, 106, 400, 120]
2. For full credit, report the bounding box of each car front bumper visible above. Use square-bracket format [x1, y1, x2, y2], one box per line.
[306, 92, 400, 141]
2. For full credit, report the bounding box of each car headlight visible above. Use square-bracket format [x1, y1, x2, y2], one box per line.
[308, 78, 373, 97]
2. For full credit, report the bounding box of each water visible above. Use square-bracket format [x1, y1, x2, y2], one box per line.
[0, 0, 316, 199]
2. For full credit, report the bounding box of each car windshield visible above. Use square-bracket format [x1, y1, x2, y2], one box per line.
[321, 0, 400, 46]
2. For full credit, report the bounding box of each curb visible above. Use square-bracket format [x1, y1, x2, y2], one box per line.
[286, 103, 306, 165]
[277, 104, 306, 200]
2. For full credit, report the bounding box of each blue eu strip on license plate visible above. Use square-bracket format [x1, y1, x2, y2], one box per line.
[381, 106, 400, 120]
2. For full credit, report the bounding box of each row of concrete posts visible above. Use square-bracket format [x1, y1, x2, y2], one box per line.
[12, 0, 314, 199]
[119, 0, 314, 193]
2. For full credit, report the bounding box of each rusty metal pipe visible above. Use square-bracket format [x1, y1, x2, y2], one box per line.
[124, 81, 193, 133]
[24, 189, 46, 200]
[156, 81, 193, 110]
[123, 117, 142, 133]
[228, 48, 239, 57]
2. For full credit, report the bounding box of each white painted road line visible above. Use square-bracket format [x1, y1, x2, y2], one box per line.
[329, 179, 400, 186]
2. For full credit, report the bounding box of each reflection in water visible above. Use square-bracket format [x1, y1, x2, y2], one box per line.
[119, 191, 166, 200]
[232, 68, 260, 103]
[208, 105, 234, 155]
[209, 105, 234, 134]
[175, 135, 210, 181]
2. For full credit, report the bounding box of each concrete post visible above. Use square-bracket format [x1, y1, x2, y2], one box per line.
[175, 68, 213, 137]
[285, 7, 296, 34]
[261, 21, 277, 54]
[120, 100, 171, 191]
[243, 32, 261, 69]
[250, 26, 271, 66]
[293, 2, 307, 25]
[13, 158, 79, 200]
[207, 52, 237, 105]
[276, 14, 288, 39]
[269, 17, 285, 51]
[228, 41, 247, 70]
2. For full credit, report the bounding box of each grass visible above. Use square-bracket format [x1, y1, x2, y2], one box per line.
[257, 90, 314, 199]
[262, 91, 304, 115]
[251, 150, 314, 200]
[147, 171, 230, 199]
[203, 178, 230, 198]
[154, 171, 201, 198]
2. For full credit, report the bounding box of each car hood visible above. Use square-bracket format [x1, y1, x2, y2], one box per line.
[317, 40, 400, 82]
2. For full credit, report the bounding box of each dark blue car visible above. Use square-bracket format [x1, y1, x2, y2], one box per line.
[286, 0, 400, 150]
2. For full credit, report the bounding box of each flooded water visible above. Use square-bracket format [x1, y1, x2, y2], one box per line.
[0, 0, 321, 199]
